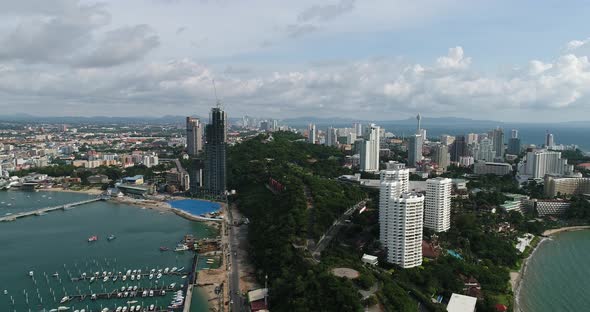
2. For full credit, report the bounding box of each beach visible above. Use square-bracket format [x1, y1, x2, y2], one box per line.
[542, 225, 590, 236]
[38, 186, 104, 195]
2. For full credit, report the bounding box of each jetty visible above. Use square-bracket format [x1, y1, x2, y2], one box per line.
[0, 198, 103, 222]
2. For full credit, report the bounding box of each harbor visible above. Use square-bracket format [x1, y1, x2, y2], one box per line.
[0, 191, 216, 312]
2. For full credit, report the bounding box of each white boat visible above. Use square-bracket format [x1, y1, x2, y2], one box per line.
[57, 307, 70, 311]
[124, 291, 129, 297]
[136, 274, 141, 280]
[130, 275, 135, 281]
[90, 277, 95, 283]
[133, 285, 138, 291]
[149, 273, 153, 279]
[126, 270, 131, 276]
[137, 269, 142, 274]
[121, 286, 126, 292]
[149, 290, 154, 297]
[136, 305, 141, 311]
[103, 276, 109, 282]
[102, 271, 107, 277]
[82, 273, 87, 278]
[3, 289, 7, 295]
[164, 267, 169, 274]
[161, 290, 166, 296]
[174, 244, 189, 252]
[171, 267, 177, 272]
[91, 294, 97, 300]
[116, 307, 122, 312]
[53, 272, 60, 277]
[156, 273, 162, 279]
[60, 296, 70, 303]
[130, 307, 135, 312]
[28, 271, 34, 277]
[149, 304, 155, 311]
[122, 307, 128, 312]
[142, 291, 147, 297]
[182, 275, 187, 279]
[102, 309, 109, 312]
[128, 300, 138, 304]
[150, 269, 155, 273]
[132, 270, 137, 274]
[81, 309, 86, 312]
[122, 275, 127, 281]
[157, 269, 162, 273]
[113, 275, 118, 282]
[169, 283, 176, 288]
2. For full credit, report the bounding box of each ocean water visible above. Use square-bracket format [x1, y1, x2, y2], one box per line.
[0, 190, 93, 215]
[518, 231, 590, 312]
[0, 191, 216, 312]
[168, 199, 220, 216]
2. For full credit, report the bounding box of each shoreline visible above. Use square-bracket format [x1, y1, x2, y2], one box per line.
[542, 225, 590, 236]
[512, 226, 590, 311]
[36, 187, 104, 195]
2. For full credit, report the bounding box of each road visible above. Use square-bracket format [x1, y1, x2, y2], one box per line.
[311, 199, 367, 261]
[227, 203, 244, 312]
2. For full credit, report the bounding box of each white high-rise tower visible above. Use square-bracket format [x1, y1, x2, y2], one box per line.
[379, 163, 423, 268]
[360, 124, 380, 172]
[424, 177, 452, 232]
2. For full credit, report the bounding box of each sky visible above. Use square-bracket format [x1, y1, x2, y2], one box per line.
[0, 0, 590, 122]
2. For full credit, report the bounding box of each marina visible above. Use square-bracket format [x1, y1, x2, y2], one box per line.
[0, 191, 214, 312]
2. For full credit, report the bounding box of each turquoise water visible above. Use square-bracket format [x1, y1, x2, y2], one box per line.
[518, 231, 590, 311]
[0, 191, 215, 312]
[168, 200, 220, 216]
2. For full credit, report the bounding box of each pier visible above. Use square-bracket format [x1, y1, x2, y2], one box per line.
[0, 198, 103, 222]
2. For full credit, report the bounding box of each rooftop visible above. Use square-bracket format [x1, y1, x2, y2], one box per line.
[447, 293, 477, 312]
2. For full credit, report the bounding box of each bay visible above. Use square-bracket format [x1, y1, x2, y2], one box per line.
[518, 231, 590, 312]
[0, 191, 215, 312]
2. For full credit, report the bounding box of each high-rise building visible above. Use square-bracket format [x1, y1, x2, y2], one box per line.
[308, 124, 316, 144]
[440, 134, 455, 146]
[431, 144, 450, 170]
[546, 132, 554, 148]
[424, 177, 452, 232]
[353, 122, 363, 137]
[511, 129, 519, 139]
[186, 117, 203, 156]
[380, 190, 424, 268]
[408, 134, 423, 167]
[522, 150, 573, 179]
[450, 136, 467, 162]
[325, 127, 338, 147]
[508, 138, 521, 155]
[492, 128, 505, 158]
[466, 133, 479, 145]
[360, 124, 380, 172]
[474, 138, 495, 162]
[203, 107, 227, 195]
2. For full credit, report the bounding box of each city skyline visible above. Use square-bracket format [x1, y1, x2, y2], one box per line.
[0, 1, 590, 121]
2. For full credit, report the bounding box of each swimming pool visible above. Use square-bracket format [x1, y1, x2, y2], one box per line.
[168, 199, 221, 216]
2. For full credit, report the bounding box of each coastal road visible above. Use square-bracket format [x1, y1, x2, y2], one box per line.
[311, 199, 367, 261]
[227, 203, 244, 312]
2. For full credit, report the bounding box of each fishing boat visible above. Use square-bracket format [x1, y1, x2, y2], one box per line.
[87, 235, 98, 242]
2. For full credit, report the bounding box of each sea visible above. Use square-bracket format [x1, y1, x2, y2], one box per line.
[517, 231, 590, 311]
[0, 190, 216, 312]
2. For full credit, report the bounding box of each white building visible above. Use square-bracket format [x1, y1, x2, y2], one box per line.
[325, 126, 338, 147]
[522, 150, 573, 179]
[143, 154, 159, 168]
[473, 138, 495, 162]
[308, 124, 317, 144]
[447, 293, 477, 312]
[360, 124, 380, 172]
[474, 161, 512, 176]
[425, 177, 452, 232]
[380, 192, 424, 268]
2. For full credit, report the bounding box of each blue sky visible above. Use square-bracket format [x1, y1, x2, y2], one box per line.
[0, 0, 589, 121]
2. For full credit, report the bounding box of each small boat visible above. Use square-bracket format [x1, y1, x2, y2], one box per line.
[174, 244, 188, 252]
[122, 275, 127, 281]
[122, 307, 128, 312]
[171, 267, 177, 272]
[142, 290, 148, 297]
[156, 273, 162, 279]
[54, 272, 61, 277]
[177, 267, 185, 272]
[102, 271, 107, 276]
[3, 289, 7, 295]
[149, 273, 153, 279]
[124, 291, 129, 297]
[126, 270, 131, 276]
[121, 287, 126, 292]
[90, 277, 95, 283]
[159, 246, 169, 251]
[60, 296, 70, 303]
[136, 305, 141, 311]
[82, 272, 87, 278]
[169, 283, 176, 288]
[28, 271, 34, 277]
[149, 304, 155, 311]
[182, 275, 187, 279]
[136, 274, 141, 280]
[130, 307, 135, 312]
[103, 276, 109, 282]
[133, 286, 138, 291]
[157, 269, 162, 273]
[81, 309, 86, 312]
[91, 293, 97, 300]
[115, 307, 122, 312]
[160, 290, 166, 296]
[149, 290, 154, 297]
[128, 300, 138, 304]
[164, 267, 169, 274]
[130, 274, 135, 281]
[57, 307, 70, 311]
[113, 275, 118, 282]
[88, 235, 98, 242]
[102, 309, 109, 312]
[132, 270, 137, 274]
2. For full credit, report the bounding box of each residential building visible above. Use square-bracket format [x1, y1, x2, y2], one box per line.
[508, 138, 521, 155]
[450, 136, 467, 162]
[424, 177, 452, 232]
[431, 144, 450, 170]
[380, 185, 424, 268]
[546, 132, 554, 148]
[360, 124, 380, 172]
[473, 138, 495, 162]
[308, 124, 316, 144]
[204, 106, 227, 195]
[325, 126, 338, 147]
[492, 127, 505, 158]
[408, 134, 423, 167]
[525, 199, 571, 216]
[186, 117, 203, 156]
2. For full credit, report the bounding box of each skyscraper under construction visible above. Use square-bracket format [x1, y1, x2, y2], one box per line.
[203, 106, 227, 195]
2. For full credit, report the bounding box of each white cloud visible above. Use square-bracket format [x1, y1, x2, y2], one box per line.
[565, 38, 589, 51]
